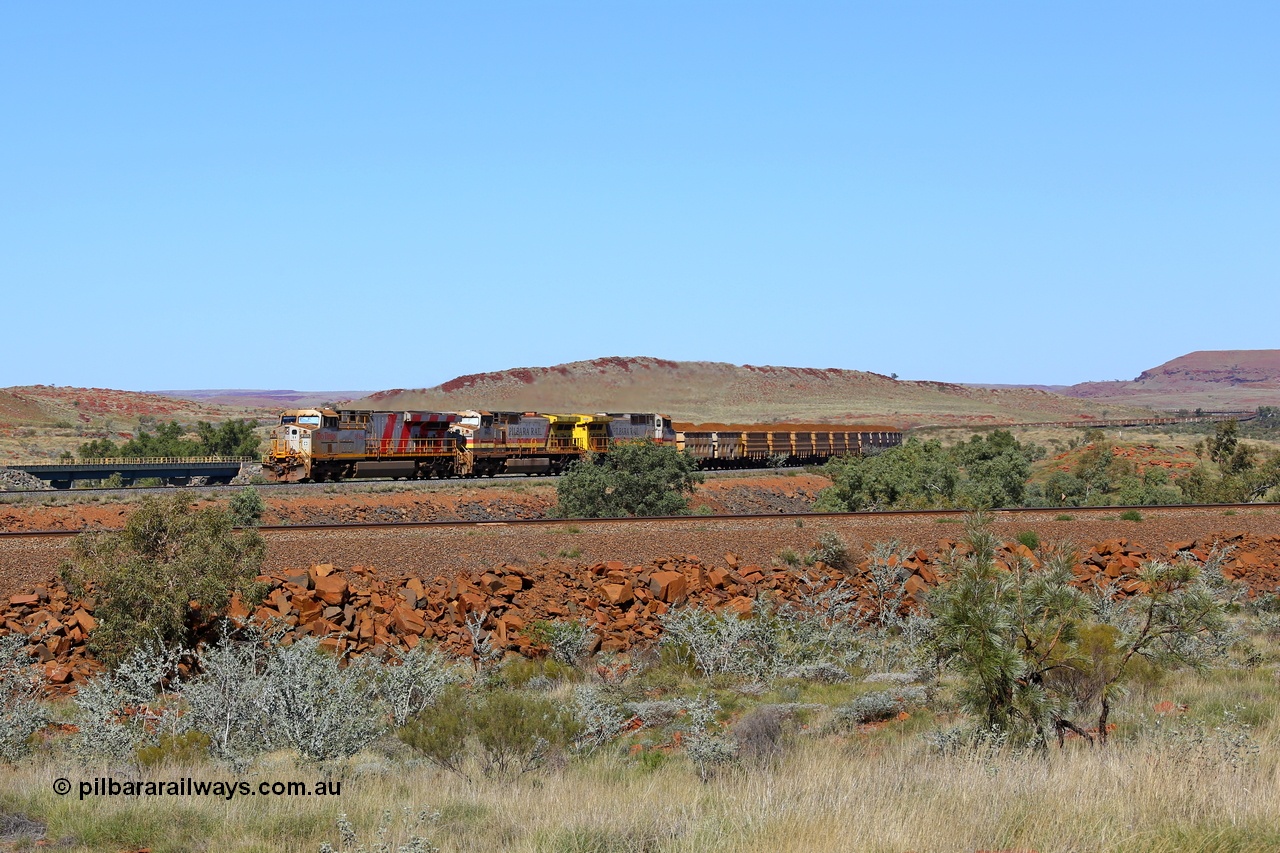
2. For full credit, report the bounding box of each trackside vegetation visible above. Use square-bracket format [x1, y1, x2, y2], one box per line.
[59, 492, 266, 665]
[77, 419, 261, 460]
[554, 439, 704, 518]
[816, 422, 1280, 511]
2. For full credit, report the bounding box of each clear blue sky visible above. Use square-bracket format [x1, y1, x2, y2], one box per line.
[3, 3, 1276, 391]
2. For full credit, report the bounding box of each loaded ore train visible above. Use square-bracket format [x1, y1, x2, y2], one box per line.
[262, 408, 902, 484]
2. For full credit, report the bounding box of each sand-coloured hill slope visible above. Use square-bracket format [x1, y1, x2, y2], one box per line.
[153, 389, 371, 408]
[358, 356, 1153, 427]
[1065, 350, 1280, 411]
[0, 386, 276, 463]
[0, 386, 271, 429]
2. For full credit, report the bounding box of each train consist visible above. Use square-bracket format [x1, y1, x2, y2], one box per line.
[263, 408, 902, 483]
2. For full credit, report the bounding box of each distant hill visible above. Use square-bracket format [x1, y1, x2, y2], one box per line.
[0, 385, 271, 428]
[0, 386, 276, 463]
[355, 356, 1153, 428]
[1060, 350, 1280, 411]
[152, 389, 371, 409]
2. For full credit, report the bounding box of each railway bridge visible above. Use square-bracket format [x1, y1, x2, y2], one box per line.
[4, 457, 252, 489]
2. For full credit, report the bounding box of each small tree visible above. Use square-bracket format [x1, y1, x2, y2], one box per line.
[60, 493, 266, 664]
[927, 516, 1092, 747]
[1085, 557, 1228, 744]
[555, 439, 703, 518]
[928, 515, 1231, 748]
[1207, 419, 1240, 467]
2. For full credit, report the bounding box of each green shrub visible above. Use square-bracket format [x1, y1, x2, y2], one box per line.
[136, 730, 212, 769]
[498, 656, 580, 688]
[1120, 509, 1144, 522]
[808, 532, 850, 568]
[834, 687, 928, 727]
[555, 440, 703, 518]
[228, 486, 265, 527]
[1014, 530, 1040, 552]
[634, 747, 667, 772]
[60, 493, 266, 664]
[1054, 514, 1075, 522]
[400, 688, 581, 780]
[398, 686, 471, 775]
[524, 619, 593, 666]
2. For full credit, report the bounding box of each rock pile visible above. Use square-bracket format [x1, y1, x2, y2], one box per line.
[231, 462, 264, 485]
[1, 584, 104, 690]
[0, 468, 51, 491]
[4, 533, 1278, 692]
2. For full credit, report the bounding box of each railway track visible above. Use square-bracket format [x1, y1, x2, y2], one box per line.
[0, 464, 808, 498]
[3, 502, 1276, 539]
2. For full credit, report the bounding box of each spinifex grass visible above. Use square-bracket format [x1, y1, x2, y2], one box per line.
[1, 730, 1276, 853]
[2, 660, 1276, 853]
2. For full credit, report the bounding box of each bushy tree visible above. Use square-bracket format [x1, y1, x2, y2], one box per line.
[952, 430, 1043, 508]
[1071, 436, 1123, 502]
[60, 493, 266, 664]
[815, 437, 958, 511]
[1206, 419, 1240, 467]
[196, 419, 262, 458]
[555, 439, 703, 518]
[77, 437, 120, 458]
[1114, 468, 1181, 506]
[1181, 448, 1280, 504]
[79, 419, 261, 460]
[816, 431, 1042, 511]
[118, 421, 201, 458]
[1030, 470, 1087, 507]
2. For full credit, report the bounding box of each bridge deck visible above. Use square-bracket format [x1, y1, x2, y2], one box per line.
[5, 457, 251, 488]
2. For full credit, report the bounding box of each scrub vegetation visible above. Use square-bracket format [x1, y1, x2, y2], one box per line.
[816, 421, 1280, 511]
[1, 516, 1276, 851]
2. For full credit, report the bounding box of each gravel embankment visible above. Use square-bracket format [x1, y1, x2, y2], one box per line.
[3, 506, 1278, 599]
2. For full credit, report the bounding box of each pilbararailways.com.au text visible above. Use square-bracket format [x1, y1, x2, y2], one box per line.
[57, 777, 342, 801]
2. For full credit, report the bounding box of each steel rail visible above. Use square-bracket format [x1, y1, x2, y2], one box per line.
[0, 465, 807, 495]
[3, 502, 1276, 539]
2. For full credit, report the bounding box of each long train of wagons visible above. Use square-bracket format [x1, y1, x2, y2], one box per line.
[262, 408, 903, 483]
